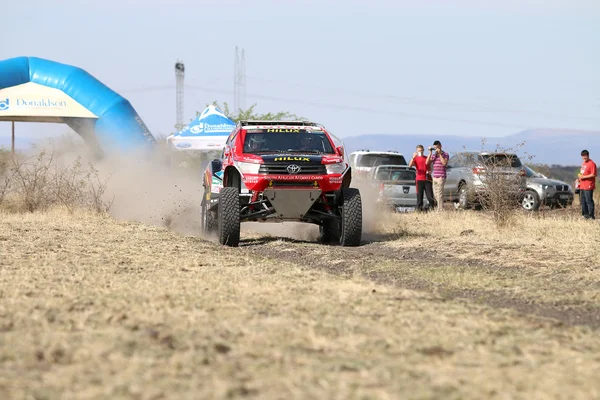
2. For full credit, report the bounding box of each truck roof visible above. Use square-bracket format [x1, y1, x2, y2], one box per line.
[238, 120, 319, 127]
[456, 150, 519, 156]
[350, 150, 404, 156]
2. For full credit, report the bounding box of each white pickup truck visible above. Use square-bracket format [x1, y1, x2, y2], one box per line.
[348, 150, 408, 180]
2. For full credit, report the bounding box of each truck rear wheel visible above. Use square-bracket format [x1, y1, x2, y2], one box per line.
[319, 219, 341, 244]
[218, 187, 240, 247]
[340, 188, 362, 246]
[201, 196, 217, 235]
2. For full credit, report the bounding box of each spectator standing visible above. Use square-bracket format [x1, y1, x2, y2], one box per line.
[426, 140, 449, 211]
[577, 149, 597, 220]
[409, 144, 435, 211]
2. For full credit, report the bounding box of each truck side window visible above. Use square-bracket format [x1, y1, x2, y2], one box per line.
[349, 154, 357, 168]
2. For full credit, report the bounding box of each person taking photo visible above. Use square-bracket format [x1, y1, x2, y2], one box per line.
[409, 144, 435, 212]
[426, 140, 449, 211]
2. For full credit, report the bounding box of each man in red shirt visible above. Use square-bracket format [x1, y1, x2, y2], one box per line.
[409, 144, 436, 211]
[577, 149, 597, 220]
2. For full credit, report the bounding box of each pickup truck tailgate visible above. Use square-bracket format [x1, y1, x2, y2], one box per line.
[380, 180, 418, 207]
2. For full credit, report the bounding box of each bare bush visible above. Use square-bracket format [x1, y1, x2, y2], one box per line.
[9, 151, 56, 212]
[0, 150, 113, 213]
[0, 147, 9, 173]
[0, 172, 10, 205]
[455, 140, 530, 227]
[0, 148, 11, 204]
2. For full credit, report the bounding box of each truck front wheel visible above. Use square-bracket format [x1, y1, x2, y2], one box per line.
[218, 187, 241, 246]
[340, 188, 362, 246]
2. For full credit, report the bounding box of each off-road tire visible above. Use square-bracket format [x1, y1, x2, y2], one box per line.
[522, 190, 540, 211]
[340, 188, 362, 246]
[201, 196, 217, 234]
[218, 187, 240, 246]
[320, 219, 341, 244]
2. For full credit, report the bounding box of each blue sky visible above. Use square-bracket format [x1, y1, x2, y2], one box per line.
[1, 0, 599, 145]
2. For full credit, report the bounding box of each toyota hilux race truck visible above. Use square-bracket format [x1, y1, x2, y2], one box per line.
[201, 120, 362, 247]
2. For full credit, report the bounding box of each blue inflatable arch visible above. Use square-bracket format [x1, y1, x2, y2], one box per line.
[0, 56, 155, 155]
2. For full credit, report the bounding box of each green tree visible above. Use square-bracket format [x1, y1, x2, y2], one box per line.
[204, 101, 303, 123]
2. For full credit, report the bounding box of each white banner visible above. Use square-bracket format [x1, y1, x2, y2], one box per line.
[167, 134, 227, 151]
[0, 82, 98, 119]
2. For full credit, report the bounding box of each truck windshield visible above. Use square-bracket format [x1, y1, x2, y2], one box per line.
[523, 165, 543, 178]
[357, 154, 407, 167]
[243, 131, 335, 154]
[375, 168, 415, 181]
[480, 154, 522, 168]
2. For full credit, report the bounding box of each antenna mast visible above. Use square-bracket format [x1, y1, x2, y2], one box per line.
[234, 46, 246, 112]
[175, 60, 185, 131]
[241, 48, 246, 111]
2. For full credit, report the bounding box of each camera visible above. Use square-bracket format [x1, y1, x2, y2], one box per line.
[429, 146, 436, 151]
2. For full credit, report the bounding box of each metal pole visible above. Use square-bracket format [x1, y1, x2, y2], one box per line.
[11, 121, 15, 154]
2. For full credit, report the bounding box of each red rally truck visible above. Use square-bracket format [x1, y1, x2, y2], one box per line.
[201, 120, 362, 247]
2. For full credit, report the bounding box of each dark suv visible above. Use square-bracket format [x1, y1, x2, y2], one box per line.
[201, 120, 362, 247]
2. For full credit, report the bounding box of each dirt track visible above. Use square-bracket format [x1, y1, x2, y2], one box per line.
[234, 209, 600, 331]
[240, 237, 600, 330]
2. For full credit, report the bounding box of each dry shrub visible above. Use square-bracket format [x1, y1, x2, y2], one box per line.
[0, 147, 9, 171]
[0, 150, 113, 213]
[456, 140, 531, 228]
[0, 148, 10, 203]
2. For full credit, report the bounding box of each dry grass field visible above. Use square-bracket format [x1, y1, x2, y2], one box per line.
[1, 205, 600, 399]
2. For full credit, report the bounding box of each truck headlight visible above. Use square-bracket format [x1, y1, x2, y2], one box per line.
[236, 161, 260, 175]
[325, 162, 346, 174]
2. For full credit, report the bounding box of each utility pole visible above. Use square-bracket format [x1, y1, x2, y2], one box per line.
[175, 60, 185, 131]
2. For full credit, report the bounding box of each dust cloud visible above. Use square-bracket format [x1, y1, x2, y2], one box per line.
[28, 136, 386, 242]
[350, 180, 383, 234]
[97, 151, 203, 237]
[27, 136, 204, 237]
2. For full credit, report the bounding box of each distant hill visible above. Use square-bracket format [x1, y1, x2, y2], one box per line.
[341, 129, 600, 166]
[540, 164, 580, 184]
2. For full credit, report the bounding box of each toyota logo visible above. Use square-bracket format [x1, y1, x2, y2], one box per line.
[287, 164, 301, 174]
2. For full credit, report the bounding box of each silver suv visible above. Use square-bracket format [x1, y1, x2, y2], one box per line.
[443, 151, 526, 209]
[521, 165, 574, 211]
